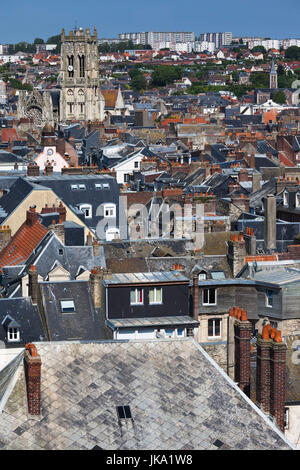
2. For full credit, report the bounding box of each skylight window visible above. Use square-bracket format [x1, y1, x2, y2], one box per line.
[60, 300, 75, 313]
[116, 405, 132, 420]
[71, 184, 78, 190]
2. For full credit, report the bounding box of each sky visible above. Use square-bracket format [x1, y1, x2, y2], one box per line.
[1, 0, 300, 44]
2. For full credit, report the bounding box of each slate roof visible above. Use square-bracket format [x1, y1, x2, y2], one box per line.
[25, 232, 106, 280]
[0, 339, 292, 450]
[39, 281, 107, 342]
[249, 178, 277, 209]
[103, 271, 189, 286]
[27, 174, 120, 232]
[0, 297, 45, 347]
[0, 178, 37, 224]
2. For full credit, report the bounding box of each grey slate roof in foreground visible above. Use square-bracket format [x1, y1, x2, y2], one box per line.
[0, 339, 293, 450]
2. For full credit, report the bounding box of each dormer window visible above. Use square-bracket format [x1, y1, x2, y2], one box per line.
[8, 327, 20, 342]
[283, 191, 288, 207]
[198, 271, 207, 281]
[296, 192, 300, 209]
[103, 204, 116, 218]
[2, 316, 21, 343]
[79, 204, 92, 219]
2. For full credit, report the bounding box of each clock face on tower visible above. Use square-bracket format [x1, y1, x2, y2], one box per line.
[47, 148, 54, 156]
[68, 65, 74, 72]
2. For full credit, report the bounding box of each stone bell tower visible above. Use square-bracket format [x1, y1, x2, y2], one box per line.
[59, 26, 105, 123]
[269, 60, 278, 89]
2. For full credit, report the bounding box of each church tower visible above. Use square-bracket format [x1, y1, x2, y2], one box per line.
[59, 26, 104, 123]
[269, 60, 278, 89]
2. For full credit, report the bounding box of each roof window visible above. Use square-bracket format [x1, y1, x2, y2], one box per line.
[116, 405, 132, 420]
[60, 299, 75, 313]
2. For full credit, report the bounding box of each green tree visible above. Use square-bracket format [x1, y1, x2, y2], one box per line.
[273, 90, 286, 104]
[47, 34, 61, 53]
[129, 68, 147, 91]
[150, 65, 183, 87]
[250, 72, 269, 88]
[251, 45, 266, 54]
[285, 46, 300, 61]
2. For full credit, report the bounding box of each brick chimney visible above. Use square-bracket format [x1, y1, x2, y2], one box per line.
[238, 169, 249, 183]
[86, 232, 93, 246]
[89, 268, 103, 308]
[256, 325, 272, 415]
[192, 273, 199, 321]
[28, 265, 38, 305]
[24, 343, 41, 415]
[231, 194, 250, 213]
[264, 194, 277, 251]
[57, 202, 67, 222]
[93, 239, 100, 257]
[270, 330, 287, 432]
[256, 324, 287, 432]
[244, 227, 257, 256]
[26, 206, 39, 226]
[89, 267, 112, 310]
[0, 225, 12, 252]
[27, 162, 40, 176]
[234, 308, 252, 397]
[49, 219, 65, 244]
[227, 232, 246, 277]
[252, 173, 261, 193]
[45, 162, 53, 176]
[227, 307, 237, 380]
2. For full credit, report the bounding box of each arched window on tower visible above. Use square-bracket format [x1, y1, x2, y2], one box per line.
[78, 55, 85, 78]
[68, 55, 74, 77]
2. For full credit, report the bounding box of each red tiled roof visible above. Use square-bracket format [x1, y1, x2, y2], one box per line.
[245, 254, 278, 263]
[279, 152, 294, 167]
[0, 220, 48, 267]
[1, 128, 18, 142]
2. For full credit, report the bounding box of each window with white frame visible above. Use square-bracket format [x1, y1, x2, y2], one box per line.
[203, 288, 217, 305]
[266, 289, 273, 308]
[296, 192, 300, 208]
[79, 204, 92, 218]
[149, 287, 162, 304]
[198, 271, 207, 280]
[130, 288, 143, 305]
[208, 318, 221, 338]
[165, 329, 174, 338]
[283, 191, 289, 207]
[8, 327, 20, 342]
[103, 204, 116, 218]
[176, 328, 184, 337]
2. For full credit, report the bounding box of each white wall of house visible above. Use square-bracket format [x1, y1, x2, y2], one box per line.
[114, 153, 144, 183]
[35, 146, 69, 172]
[284, 405, 300, 449]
